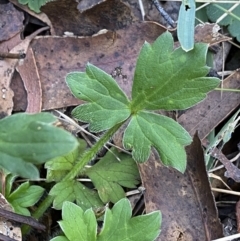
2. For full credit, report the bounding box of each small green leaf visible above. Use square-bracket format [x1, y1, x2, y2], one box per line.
[66, 63, 131, 132]
[18, 0, 48, 13]
[4, 174, 17, 197]
[45, 139, 87, 182]
[86, 148, 140, 203]
[50, 180, 104, 210]
[207, 3, 240, 42]
[98, 199, 161, 241]
[59, 202, 97, 241]
[7, 182, 44, 216]
[130, 32, 220, 112]
[0, 113, 79, 179]
[123, 111, 192, 172]
[177, 0, 196, 51]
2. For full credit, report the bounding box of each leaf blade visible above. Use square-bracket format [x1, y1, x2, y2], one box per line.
[123, 111, 192, 172]
[66, 63, 131, 132]
[86, 148, 140, 203]
[98, 198, 161, 241]
[177, 0, 196, 51]
[131, 32, 220, 112]
[50, 180, 104, 210]
[0, 113, 79, 179]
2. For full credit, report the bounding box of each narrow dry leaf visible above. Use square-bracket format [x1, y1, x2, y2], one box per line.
[210, 147, 240, 182]
[0, 26, 49, 117]
[17, 47, 42, 113]
[139, 133, 222, 240]
[236, 200, 240, 233]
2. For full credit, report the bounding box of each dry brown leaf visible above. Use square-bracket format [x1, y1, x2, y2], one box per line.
[28, 21, 166, 110]
[10, 71, 27, 111]
[139, 133, 223, 240]
[194, 23, 232, 46]
[178, 70, 240, 140]
[0, 26, 49, 117]
[16, 48, 42, 113]
[41, 0, 133, 36]
[0, 2, 24, 42]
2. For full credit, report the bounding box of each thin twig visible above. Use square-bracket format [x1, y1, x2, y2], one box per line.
[151, 0, 175, 27]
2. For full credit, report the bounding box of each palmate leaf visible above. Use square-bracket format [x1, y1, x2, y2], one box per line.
[130, 31, 220, 112]
[51, 199, 161, 241]
[50, 180, 104, 210]
[86, 148, 140, 203]
[123, 111, 191, 172]
[66, 64, 131, 132]
[66, 32, 220, 172]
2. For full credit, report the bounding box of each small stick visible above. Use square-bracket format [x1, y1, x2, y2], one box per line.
[0, 207, 45, 231]
[151, 0, 176, 28]
[0, 52, 26, 60]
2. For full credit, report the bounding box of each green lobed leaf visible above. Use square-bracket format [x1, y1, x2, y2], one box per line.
[59, 201, 97, 241]
[177, 0, 196, 51]
[86, 148, 140, 203]
[53, 199, 161, 241]
[130, 31, 220, 112]
[18, 0, 49, 13]
[0, 113, 79, 179]
[7, 182, 44, 216]
[50, 180, 104, 210]
[45, 139, 87, 182]
[123, 111, 192, 172]
[66, 64, 131, 132]
[5, 174, 17, 197]
[207, 3, 240, 42]
[98, 198, 161, 241]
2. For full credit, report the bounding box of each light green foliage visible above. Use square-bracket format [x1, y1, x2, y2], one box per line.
[123, 111, 191, 172]
[86, 148, 140, 203]
[51, 199, 161, 241]
[131, 32, 219, 111]
[66, 64, 131, 132]
[66, 32, 220, 173]
[207, 3, 240, 42]
[7, 182, 44, 216]
[50, 180, 104, 210]
[177, 0, 196, 51]
[45, 139, 87, 182]
[18, 0, 50, 13]
[0, 113, 78, 179]
[59, 202, 97, 241]
[48, 147, 139, 208]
